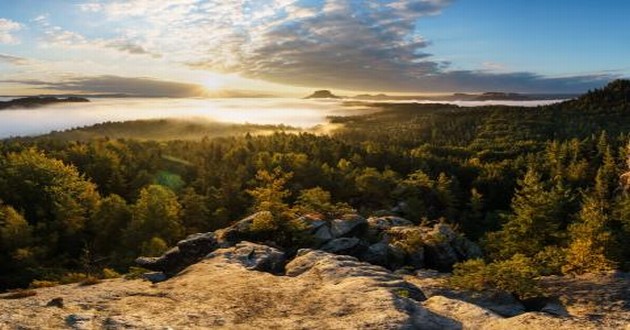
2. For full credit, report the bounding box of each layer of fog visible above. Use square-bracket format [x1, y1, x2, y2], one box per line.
[0, 98, 368, 138]
[0, 97, 565, 139]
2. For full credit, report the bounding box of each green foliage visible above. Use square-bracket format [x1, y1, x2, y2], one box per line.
[141, 237, 169, 257]
[127, 185, 184, 250]
[450, 254, 541, 299]
[483, 168, 570, 260]
[562, 193, 616, 275]
[294, 187, 354, 218]
[101, 268, 121, 279]
[2, 82, 630, 288]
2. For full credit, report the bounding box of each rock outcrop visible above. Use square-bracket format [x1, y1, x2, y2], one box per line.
[136, 213, 481, 276]
[1, 245, 626, 329]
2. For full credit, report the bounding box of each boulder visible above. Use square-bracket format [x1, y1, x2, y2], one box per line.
[135, 247, 184, 273]
[320, 237, 367, 257]
[142, 272, 168, 283]
[207, 241, 286, 274]
[313, 225, 333, 244]
[367, 216, 414, 231]
[360, 242, 406, 270]
[295, 214, 327, 233]
[330, 214, 367, 237]
[408, 270, 526, 317]
[286, 249, 426, 301]
[135, 232, 220, 274]
[214, 212, 263, 247]
[385, 224, 481, 271]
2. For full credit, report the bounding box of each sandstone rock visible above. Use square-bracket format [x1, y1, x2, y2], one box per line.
[367, 216, 413, 231]
[313, 225, 333, 244]
[65, 314, 93, 330]
[142, 272, 168, 283]
[360, 242, 406, 270]
[320, 237, 367, 257]
[207, 241, 286, 274]
[176, 232, 219, 255]
[385, 224, 481, 271]
[295, 214, 327, 232]
[286, 249, 426, 301]
[408, 270, 526, 317]
[45, 297, 63, 308]
[330, 214, 367, 237]
[214, 212, 262, 247]
[135, 247, 183, 273]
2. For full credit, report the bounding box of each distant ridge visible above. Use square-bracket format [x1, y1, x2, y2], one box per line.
[305, 90, 341, 99]
[0, 96, 89, 110]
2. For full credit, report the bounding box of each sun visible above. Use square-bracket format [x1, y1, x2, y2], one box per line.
[202, 76, 225, 90]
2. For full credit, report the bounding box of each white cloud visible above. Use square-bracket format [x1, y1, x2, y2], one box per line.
[58, 0, 616, 92]
[78, 3, 103, 12]
[0, 18, 23, 44]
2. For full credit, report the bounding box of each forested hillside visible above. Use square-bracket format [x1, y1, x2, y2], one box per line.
[1, 80, 630, 291]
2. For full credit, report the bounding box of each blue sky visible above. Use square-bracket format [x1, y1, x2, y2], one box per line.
[0, 0, 628, 96]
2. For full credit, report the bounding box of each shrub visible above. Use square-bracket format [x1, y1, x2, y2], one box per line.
[102, 268, 121, 279]
[29, 280, 59, 288]
[79, 276, 102, 286]
[449, 254, 541, 299]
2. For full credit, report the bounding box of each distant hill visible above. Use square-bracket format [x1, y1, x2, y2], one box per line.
[305, 90, 341, 99]
[0, 96, 89, 110]
[352, 92, 577, 101]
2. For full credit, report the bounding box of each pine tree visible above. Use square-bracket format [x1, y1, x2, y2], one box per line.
[563, 193, 615, 274]
[484, 168, 568, 260]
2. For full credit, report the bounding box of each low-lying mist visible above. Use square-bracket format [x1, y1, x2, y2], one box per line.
[0, 97, 564, 139]
[0, 98, 367, 139]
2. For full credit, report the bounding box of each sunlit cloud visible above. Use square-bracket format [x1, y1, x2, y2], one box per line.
[0, 18, 22, 44]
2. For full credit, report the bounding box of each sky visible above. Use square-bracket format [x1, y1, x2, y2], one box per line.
[0, 0, 628, 97]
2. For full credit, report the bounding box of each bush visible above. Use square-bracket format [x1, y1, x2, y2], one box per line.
[29, 280, 59, 288]
[449, 254, 541, 299]
[102, 268, 121, 279]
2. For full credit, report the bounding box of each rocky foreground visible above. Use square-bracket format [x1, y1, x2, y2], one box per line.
[0, 243, 628, 329]
[1, 214, 628, 329]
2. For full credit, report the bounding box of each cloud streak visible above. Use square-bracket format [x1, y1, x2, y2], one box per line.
[0, 53, 28, 65]
[2, 76, 206, 97]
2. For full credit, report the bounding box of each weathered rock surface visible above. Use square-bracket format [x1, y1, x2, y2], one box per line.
[367, 215, 414, 231]
[135, 231, 220, 274]
[385, 223, 482, 271]
[206, 241, 286, 274]
[0, 245, 627, 329]
[330, 214, 367, 238]
[320, 237, 368, 256]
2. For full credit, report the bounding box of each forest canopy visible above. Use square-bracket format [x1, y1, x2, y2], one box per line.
[1, 80, 630, 290]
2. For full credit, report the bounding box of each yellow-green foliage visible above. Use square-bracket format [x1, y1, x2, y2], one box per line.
[562, 193, 616, 275]
[250, 211, 277, 233]
[388, 229, 424, 254]
[59, 272, 88, 284]
[450, 254, 541, 299]
[29, 280, 60, 288]
[141, 236, 169, 257]
[125, 266, 150, 279]
[102, 268, 121, 279]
